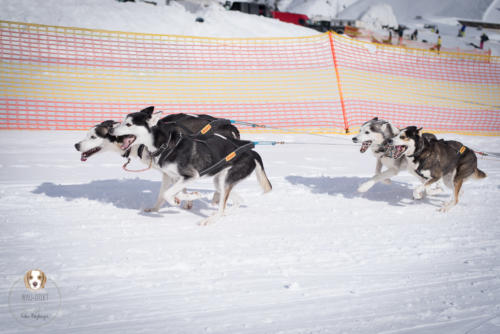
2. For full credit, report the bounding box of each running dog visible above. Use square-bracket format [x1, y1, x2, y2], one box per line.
[352, 117, 437, 193]
[74, 107, 241, 212]
[352, 117, 406, 192]
[388, 126, 486, 211]
[111, 107, 272, 225]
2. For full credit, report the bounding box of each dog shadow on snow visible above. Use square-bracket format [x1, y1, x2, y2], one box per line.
[32, 179, 215, 218]
[286, 175, 445, 207]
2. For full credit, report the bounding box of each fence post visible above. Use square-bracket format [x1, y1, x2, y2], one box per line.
[328, 31, 349, 133]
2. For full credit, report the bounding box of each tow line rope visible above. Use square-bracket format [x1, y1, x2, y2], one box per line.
[233, 120, 500, 161]
[230, 120, 353, 142]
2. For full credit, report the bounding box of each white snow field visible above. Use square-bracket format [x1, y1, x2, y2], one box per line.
[1, 130, 500, 333]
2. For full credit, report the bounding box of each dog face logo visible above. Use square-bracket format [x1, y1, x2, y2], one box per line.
[24, 269, 47, 291]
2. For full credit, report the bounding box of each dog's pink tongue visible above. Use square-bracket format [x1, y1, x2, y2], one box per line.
[360, 141, 370, 153]
[121, 136, 133, 150]
[80, 154, 87, 162]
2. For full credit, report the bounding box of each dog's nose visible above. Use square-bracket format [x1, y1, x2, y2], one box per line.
[352, 137, 358, 143]
[74, 143, 80, 151]
[32, 281, 38, 287]
[387, 139, 393, 145]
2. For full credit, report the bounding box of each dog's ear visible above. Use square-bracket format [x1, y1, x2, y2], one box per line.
[140, 106, 155, 117]
[147, 111, 162, 127]
[372, 117, 379, 121]
[95, 125, 109, 137]
[381, 122, 399, 137]
[40, 271, 47, 288]
[24, 270, 31, 289]
[417, 127, 423, 136]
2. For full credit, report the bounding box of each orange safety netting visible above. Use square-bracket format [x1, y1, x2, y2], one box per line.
[1, 20, 499, 135]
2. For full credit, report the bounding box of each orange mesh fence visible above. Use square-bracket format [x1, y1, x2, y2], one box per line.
[1, 20, 499, 135]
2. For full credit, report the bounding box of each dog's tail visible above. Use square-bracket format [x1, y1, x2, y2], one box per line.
[474, 168, 487, 179]
[252, 151, 272, 193]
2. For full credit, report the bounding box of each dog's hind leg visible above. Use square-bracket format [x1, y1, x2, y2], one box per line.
[144, 173, 172, 212]
[211, 174, 221, 206]
[200, 169, 231, 226]
[440, 178, 463, 212]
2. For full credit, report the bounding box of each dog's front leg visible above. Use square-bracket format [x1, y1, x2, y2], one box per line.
[163, 178, 192, 207]
[375, 158, 392, 185]
[375, 158, 383, 175]
[358, 167, 399, 192]
[144, 173, 172, 212]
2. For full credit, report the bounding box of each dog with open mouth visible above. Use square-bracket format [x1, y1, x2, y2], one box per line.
[352, 118, 439, 193]
[352, 117, 408, 192]
[74, 107, 242, 212]
[111, 107, 272, 225]
[388, 126, 486, 211]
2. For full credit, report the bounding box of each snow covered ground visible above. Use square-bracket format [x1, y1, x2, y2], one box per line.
[1, 130, 500, 333]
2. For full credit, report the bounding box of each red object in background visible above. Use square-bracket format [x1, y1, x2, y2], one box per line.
[271, 11, 309, 26]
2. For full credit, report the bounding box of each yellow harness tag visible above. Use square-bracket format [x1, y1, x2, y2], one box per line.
[225, 152, 236, 161]
[459, 146, 466, 154]
[201, 124, 211, 134]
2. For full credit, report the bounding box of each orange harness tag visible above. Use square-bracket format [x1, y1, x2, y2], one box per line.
[200, 124, 211, 134]
[459, 146, 466, 154]
[225, 151, 236, 161]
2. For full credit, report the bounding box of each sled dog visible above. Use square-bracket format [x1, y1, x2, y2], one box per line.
[388, 126, 486, 211]
[111, 107, 272, 224]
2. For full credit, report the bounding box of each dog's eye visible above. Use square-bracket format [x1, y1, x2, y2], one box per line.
[365, 131, 369, 134]
[91, 135, 96, 139]
[126, 124, 131, 127]
[38, 276, 41, 279]
[29, 276, 33, 279]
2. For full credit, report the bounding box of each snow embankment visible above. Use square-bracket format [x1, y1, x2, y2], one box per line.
[0, 0, 317, 37]
[339, 0, 494, 21]
[358, 3, 398, 30]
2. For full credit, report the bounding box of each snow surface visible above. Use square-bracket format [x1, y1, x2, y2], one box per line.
[0, 0, 316, 37]
[358, 3, 398, 31]
[338, 0, 494, 21]
[1, 130, 500, 333]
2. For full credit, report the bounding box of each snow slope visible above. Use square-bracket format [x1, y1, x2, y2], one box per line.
[484, 0, 500, 22]
[1, 130, 499, 333]
[0, 0, 316, 37]
[338, 0, 494, 21]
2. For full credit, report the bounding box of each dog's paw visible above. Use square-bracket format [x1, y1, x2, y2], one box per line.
[165, 197, 180, 207]
[199, 213, 222, 226]
[438, 205, 450, 213]
[358, 181, 374, 193]
[426, 187, 443, 195]
[412, 192, 423, 200]
[182, 201, 194, 210]
[382, 178, 392, 185]
[143, 207, 159, 213]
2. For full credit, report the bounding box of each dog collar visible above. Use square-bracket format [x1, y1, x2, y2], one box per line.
[122, 149, 131, 158]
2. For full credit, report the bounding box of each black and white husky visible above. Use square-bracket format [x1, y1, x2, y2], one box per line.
[111, 107, 272, 224]
[74, 107, 242, 212]
[352, 118, 407, 192]
[352, 117, 438, 193]
[389, 126, 486, 211]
